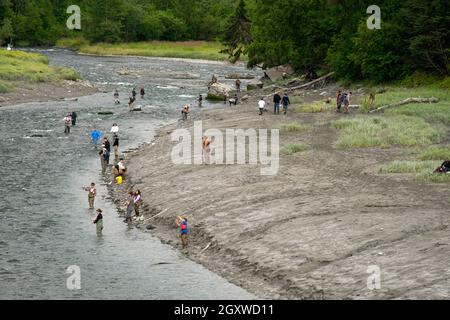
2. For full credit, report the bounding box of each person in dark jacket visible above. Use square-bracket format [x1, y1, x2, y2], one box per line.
[273, 93, 282, 114]
[281, 94, 290, 115]
[112, 134, 119, 161]
[93, 208, 104, 236]
[71, 111, 77, 126]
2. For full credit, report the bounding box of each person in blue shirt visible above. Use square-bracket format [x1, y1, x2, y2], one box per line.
[282, 93, 291, 115]
[180, 217, 189, 248]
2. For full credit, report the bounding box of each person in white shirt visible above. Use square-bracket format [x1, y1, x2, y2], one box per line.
[258, 98, 266, 115]
[63, 114, 72, 134]
[111, 123, 119, 134]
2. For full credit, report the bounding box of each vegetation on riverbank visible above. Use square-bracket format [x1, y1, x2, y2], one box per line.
[57, 39, 230, 61]
[0, 49, 81, 93]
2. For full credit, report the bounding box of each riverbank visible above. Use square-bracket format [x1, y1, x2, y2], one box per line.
[57, 39, 231, 61]
[108, 81, 450, 299]
[0, 49, 98, 107]
[0, 80, 98, 107]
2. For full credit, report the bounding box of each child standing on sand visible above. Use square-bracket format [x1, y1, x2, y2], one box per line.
[180, 216, 189, 248]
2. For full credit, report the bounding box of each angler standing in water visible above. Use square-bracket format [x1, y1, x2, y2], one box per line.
[103, 137, 111, 165]
[125, 191, 134, 227]
[112, 133, 120, 161]
[140, 87, 145, 99]
[114, 90, 120, 104]
[63, 113, 72, 134]
[71, 111, 77, 126]
[93, 208, 104, 236]
[84, 183, 97, 209]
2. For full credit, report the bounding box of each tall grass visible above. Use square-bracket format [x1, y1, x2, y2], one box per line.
[282, 143, 309, 155]
[0, 49, 81, 92]
[278, 123, 312, 133]
[72, 41, 230, 61]
[417, 146, 450, 161]
[332, 115, 442, 148]
[378, 160, 450, 183]
[298, 101, 333, 113]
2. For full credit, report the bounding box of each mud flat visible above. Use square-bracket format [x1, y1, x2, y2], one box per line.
[111, 87, 450, 300]
[0, 80, 98, 107]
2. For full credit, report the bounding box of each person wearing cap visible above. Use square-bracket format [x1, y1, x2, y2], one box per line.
[99, 145, 108, 173]
[93, 208, 104, 236]
[84, 183, 97, 209]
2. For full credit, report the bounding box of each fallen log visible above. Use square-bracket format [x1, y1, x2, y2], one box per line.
[264, 72, 334, 99]
[369, 97, 439, 113]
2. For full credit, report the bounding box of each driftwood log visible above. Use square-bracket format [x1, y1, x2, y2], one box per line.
[369, 97, 439, 113]
[264, 72, 335, 99]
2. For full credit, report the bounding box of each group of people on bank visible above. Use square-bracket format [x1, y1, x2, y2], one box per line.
[258, 93, 291, 116]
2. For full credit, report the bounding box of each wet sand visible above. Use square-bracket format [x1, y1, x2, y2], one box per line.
[109, 86, 450, 300]
[0, 80, 98, 107]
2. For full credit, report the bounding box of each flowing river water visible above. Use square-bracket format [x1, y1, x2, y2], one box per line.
[0, 49, 261, 299]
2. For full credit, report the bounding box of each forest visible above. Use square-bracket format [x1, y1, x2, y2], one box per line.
[0, 0, 449, 83]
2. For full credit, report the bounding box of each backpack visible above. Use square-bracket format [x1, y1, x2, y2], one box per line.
[339, 93, 348, 104]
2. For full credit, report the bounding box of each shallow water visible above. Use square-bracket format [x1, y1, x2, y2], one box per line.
[0, 49, 261, 299]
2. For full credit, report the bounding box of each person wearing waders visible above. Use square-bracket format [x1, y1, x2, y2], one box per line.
[180, 217, 189, 248]
[125, 191, 134, 227]
[114, 90, 120, 104]
[112, 134, 120, 161]
[64, 113, 72, 134]
[99, 145, 108, 173]
[93, 208, 104, 236]
[140, 87, 145, 99]
[71, 111, 77, 126]
[85, 183, 97, 209]
[103, 137, 111, 165]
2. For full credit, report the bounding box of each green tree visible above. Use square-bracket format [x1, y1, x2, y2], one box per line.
[0, 17, 13, 45]
[221, 0, 252, 64]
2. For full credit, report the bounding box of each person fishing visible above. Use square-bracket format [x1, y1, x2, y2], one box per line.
[63, 113, 72, 134]
[112, 133, 120, 161]
[99, 145, 108, 173]
[114, 90, 120, 104]
[111, 123, 119, 134]
[133, 190, 142, 216]
[198, 94, 203, 108]
[129, 96, 136, 111]
[132, 88, 137, 98]
[84, 183, 97, 209]
[140, 87, 145, 99]
[181, 105, 190, 121]
[125, 191, 134, 227]
[93, 208, 104, 236]
[71, 111, 77, 126]
[235, 78, 241, 93]
[103, 137, 111, 165]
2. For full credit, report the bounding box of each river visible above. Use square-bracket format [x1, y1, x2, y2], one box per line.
[0, 49, 261, 299]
